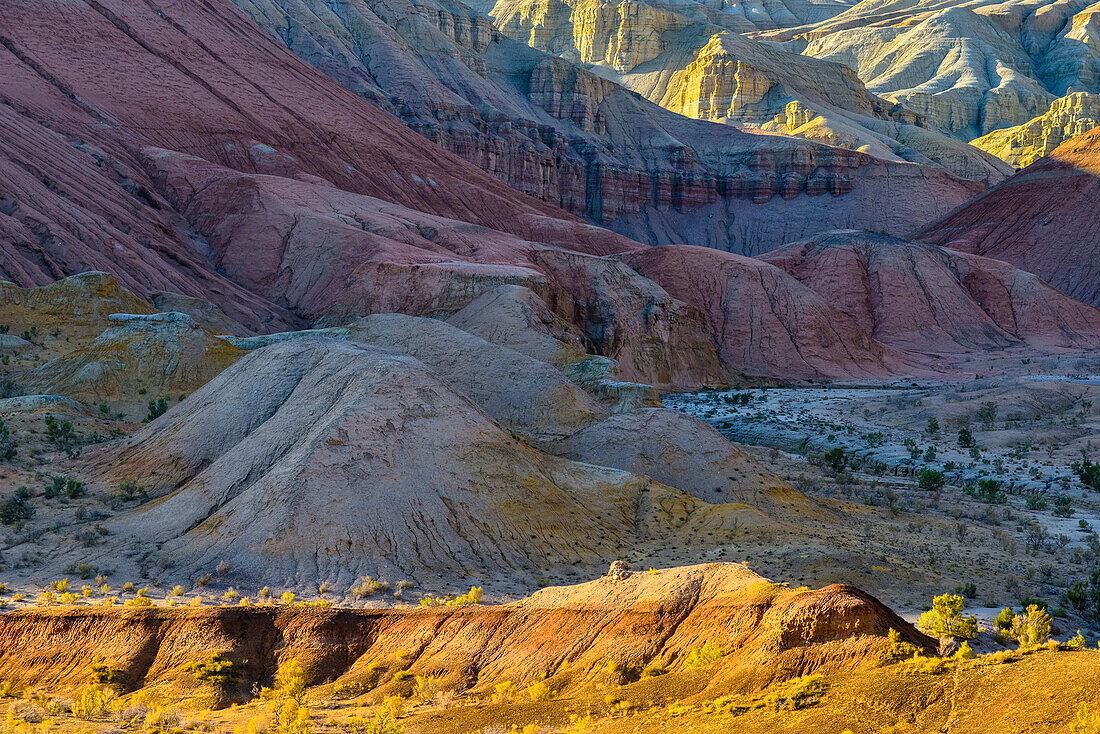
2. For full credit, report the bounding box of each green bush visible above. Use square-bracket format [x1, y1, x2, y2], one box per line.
[1054, 495, 1076, 518]
[0, 417, 15, 460]
[918, 468, 945, 490]
[144, 397, 169, 422]
[116, 480, 148, 502]
[918, 593, 979, 639]
[0, 494, 32, 525]
[1073, 455, 1100, 491]
[1025, 492, 1048, 511]
[185, 654, 240, 687]
[1012, 604, 1051, 648]
[45, 416, 78, 455]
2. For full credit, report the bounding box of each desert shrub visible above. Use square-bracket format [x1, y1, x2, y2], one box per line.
[453, 586, 482, 606]
[994, 607, 1016, 631]
[116, 481, 148, 502]
[954, 641, 975, 661]
[526, 679, 554, 701]
[45, 416, 78, 455]
[966, 478, 1006, 504]
[0, 494, 31, 525]
[1012, 604, 1052, 649]
[1065, 630, 1087, 650]
[351, 576, 390, 599]
[45, 476, 86, 499]
[822, 447, 846, 472]
[492, 681, 518, 703]
[412, 675, 437, 703]
[144, 706, 182, 734]
[90, 658, 120, 684]
[64, 562, 96, 580]
[0, 418, 15, 460]
[275, 660, 307, 705]
[124, 596, 152, 607]
[185, 654, 240, 687]
[1054, 495, 1076, 518]
[887, 628, 918, 659]
[918, 594, 979, 639]
[918, 469, 945, 490]
[71, 685, 116, 719]
[281, 591, 296, 607]
[144, 398, 168, 423]
[222, 588, 240, 602]
[1025, 492, 1048, 510]
[1074, 703, 1100, 734]
[1073, 456, 1100, 492]
[958, 428, 976, 448]
[345, 699, 405, 734]
[683, 641, 723, 669]
[765, 675, 828, 710]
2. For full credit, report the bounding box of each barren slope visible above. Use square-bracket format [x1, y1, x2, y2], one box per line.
[918, 126, 1100, 307]
[761, 230, 1100, 352]
[74, 339, 759, 591]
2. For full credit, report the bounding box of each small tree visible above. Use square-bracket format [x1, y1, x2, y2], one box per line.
[45, 416, 78, 455]
[918, 468, 945, 490]
[958, 428, 976, 448]
[918, 593, 979, 639]
[822, 447, 846, 472]
[0, 494, 31, 525]
[1073, 455, 1100, 491]
[926, 417, 940, 435]
[275, 659, 307, 705]
[144, 398, 169, 423]
[1011, 604, 1051, 649]
[0, 417, 15, 460]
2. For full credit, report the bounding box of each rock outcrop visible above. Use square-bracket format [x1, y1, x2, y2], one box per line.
[760, 0, 1100, 144]
[228, 0, 992, 252]
[797, 6, 1056, 139]
[143, 147, 724, 389]
[762, 230, 1100, 352]
[148, 292, 249, 336]
[28, 313, 243, 405]
[482, 0, 1011, 184]
[918, 126, 1100, 308]
[971, 91, 1100, 166]
[0, 564, 932, 700]
[0, 273, 156, 349]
